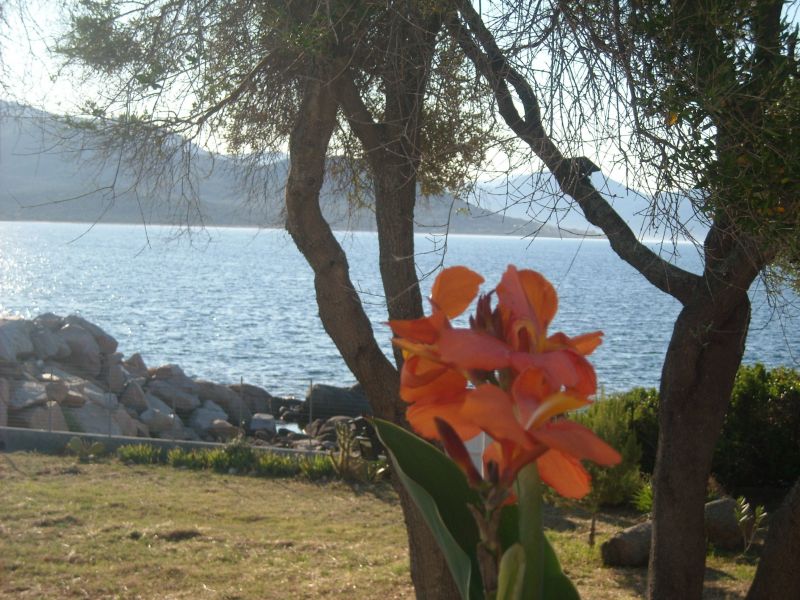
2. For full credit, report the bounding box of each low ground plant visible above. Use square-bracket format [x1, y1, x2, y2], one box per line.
[117, 443, 165, 465]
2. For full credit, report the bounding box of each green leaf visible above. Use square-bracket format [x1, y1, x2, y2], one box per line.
[496, 543, 526, 600]
[515, 463, 545, 600]
[542, 535, 581, 600]
[373, 419, 483, 600]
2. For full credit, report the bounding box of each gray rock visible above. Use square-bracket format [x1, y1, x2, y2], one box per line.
[33, 313, 64, 330]
[195, 379, 252, 424]
[113, 406, 140, 437]
[120, 381, 148, 412]
[9, 380, 49, 411]
[147, 380, 200, 414]
[208, 418, 239, 441]
[15, 403, 69, 431]
[601, 521, 652, 567]
[64, 402, 120, 435]
[123, 353, 148, 378]
[45, 380, 69, 404]
[0, 377, 9, 406]
[82, 383, 119, 410]
[30, 326, 70, 360]
[705, 497, 744, 551]
[64, 315, 118, 355]
[230, 383, 274, 414]
[150, 364, 197, 392]
[250, 413, 277, 436]
[188, 403, 229, 433]
[304, 383, 371, 422]
[0, 318, 34, 362]
[58, 323, 102, 378]
[106, 363, 127, 394]
[140, 407, 180, 434]
[144, 392, 174, 415]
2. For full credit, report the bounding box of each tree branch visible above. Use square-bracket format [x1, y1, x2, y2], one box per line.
[450, 1, 702, 305]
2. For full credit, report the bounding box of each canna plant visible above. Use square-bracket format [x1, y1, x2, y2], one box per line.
[374, 265, 620, 599]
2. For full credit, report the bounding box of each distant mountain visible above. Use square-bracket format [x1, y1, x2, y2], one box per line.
[476, 171, 709, 241]
[0, 103, 587, 238]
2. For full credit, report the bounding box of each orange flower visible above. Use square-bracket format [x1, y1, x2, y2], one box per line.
[389, 265, 620, 499]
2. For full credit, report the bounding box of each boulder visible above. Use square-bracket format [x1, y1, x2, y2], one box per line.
[249, 413, 277, 436]
[195, 380, 252, 424]
[106, 363, 127, 394]
[81, 383, 119, 410]
[229, 383, 274, 414]
[149, 364, 197, 392]
[601, 521, 652, 567]
[33, 313, 64, 330]
[15, 404, 68, 431]
[123, 353, 148, 378]
[188, 402, 229, 433]
[120, 381, 148, 413]
[58, 323, 102, 378]
[63, 315, 118, 355]
[208, 419, 239, 441]
[45, 380, 69, 404]
[144, 392, 174, 415]
[30, 325, 70, 360]
[0, 318, 34, 362]
[61, 390, 87, 408]
[63, 402, 120, 435]
[705, 497, 743, 551]
[0, 378, 9, 406]
[113, 406, 140, 437]
[304, 383, 371, 422]
[9, 380, 49, 411]
[309, 415, 352, 443]
[140, 407, 181, 435]
[146, 380, 200, 415]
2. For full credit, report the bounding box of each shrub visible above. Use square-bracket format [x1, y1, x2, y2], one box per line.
[117, 444, 165, 465]
[255, 452, 300, 478]
[575, 396, 644, 507]
[166, 447, 208, 470]
[298, 455, 336, 481]
[221, 438, 257, 473]
[713, 364, 800, 489]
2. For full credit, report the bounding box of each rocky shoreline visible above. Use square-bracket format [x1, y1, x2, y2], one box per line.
[0, 313, 372, 452]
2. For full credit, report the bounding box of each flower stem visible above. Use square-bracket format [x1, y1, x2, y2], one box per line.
[515, 462, 544, 600]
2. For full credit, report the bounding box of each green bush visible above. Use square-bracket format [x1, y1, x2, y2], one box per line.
[575, 396, 644, 507]
[117, 444, 165, 465]
[713, 364, 800, 489]
[255, 452, 301, 478]
[298, 455, 336, 481]
[166, 447, 208, 470]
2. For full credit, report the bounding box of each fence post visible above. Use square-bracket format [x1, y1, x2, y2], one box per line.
[308, 379, 313, 426]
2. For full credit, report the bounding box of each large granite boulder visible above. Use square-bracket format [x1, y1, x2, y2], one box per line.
[601, 521, 652, 567]
[195, 380, 251, 424]
[63, 315, 118, 355]
[140, 407, 181, 435]
[120, 380, 148, 412]
[123, 353, 148, 378]
[64, 402, 119, 435]
[208, 418, 240, 441]
[146, 380, 200, 415]
[30, 325, 70, 360]
[229, 383, 274, 414]
[303, 383, 371, 422]
[249, 413, 277, 436]
[15, 404, 68, 431]
[705, 497, 744, 551]
[0, 319, 34, 362]
[81, 383, 119, 410]
[9, 380, 49, 411]
[58, 323, 102, 378]
[150, 364, 197, 392]
[188, 401, 229, 433]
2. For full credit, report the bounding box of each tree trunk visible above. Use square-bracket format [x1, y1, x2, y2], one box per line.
[648, 294, 751, 600]
[746, 479, 800, 599]
[285, 75, 459, 599]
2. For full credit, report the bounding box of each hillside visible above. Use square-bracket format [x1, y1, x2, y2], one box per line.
[0, 103, 591, 238]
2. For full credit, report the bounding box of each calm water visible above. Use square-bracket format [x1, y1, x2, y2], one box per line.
[0, 222, 797, 397]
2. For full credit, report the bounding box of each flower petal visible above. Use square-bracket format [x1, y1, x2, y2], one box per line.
[407, 399, 480, 441]
[537, 450, 592, 499]
[461, 384, 531, 449]
[437, 329, 511, 370]
[526, 393, 589, 430]
[430, 266, 484, 319]
[533, 420, 621, 466]
[497, 266, 558, 333]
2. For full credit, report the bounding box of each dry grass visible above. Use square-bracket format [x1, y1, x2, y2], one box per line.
[0, 453, 755, 599]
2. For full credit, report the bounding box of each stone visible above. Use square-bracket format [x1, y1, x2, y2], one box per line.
[106, 363, 127, 394]
[304, 383, 372, 422]
[140, 407, 181, 434]
[705, 497, 744, 551]
[135, 420, 150, 438]
[195, 380, 252, 424]
[64, 402, 120, 435]
[145, 392, 174, 415]
[249, 413, 277, 436]
[601, 521, 652, 567]
[312, 415, 353, 443]
[229, 383, 274, 414]
[45, 380, 69, 404]
[64, 315, 118, 355]
[150, 364, 197, 392]
[146, 380, 200, 415]
[58, 323, 102, 378]
[9, 380, 49, 411]
[123, 353, 148, 378]
[33, 313, 64, 330]
[113, 406, 140, 437]
[0, 318, 34, 362]
[120, 381, 148, 413]
[30, 326, 70, 360]
[290, 438, 324, 452]
[208, 418, 239, 441]
[15, 403, 69, 431]
[188, 403, 229, 433]
[82, 383, 119, 410]
[61, 391, 87, 408]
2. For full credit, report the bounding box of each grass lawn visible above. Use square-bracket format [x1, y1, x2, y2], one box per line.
[0, 452, 755, 599]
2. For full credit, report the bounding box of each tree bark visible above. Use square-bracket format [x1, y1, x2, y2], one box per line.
[285, 74, 459, 599]
[647, 291, 751, 599]
[746, 479, 800, 599]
